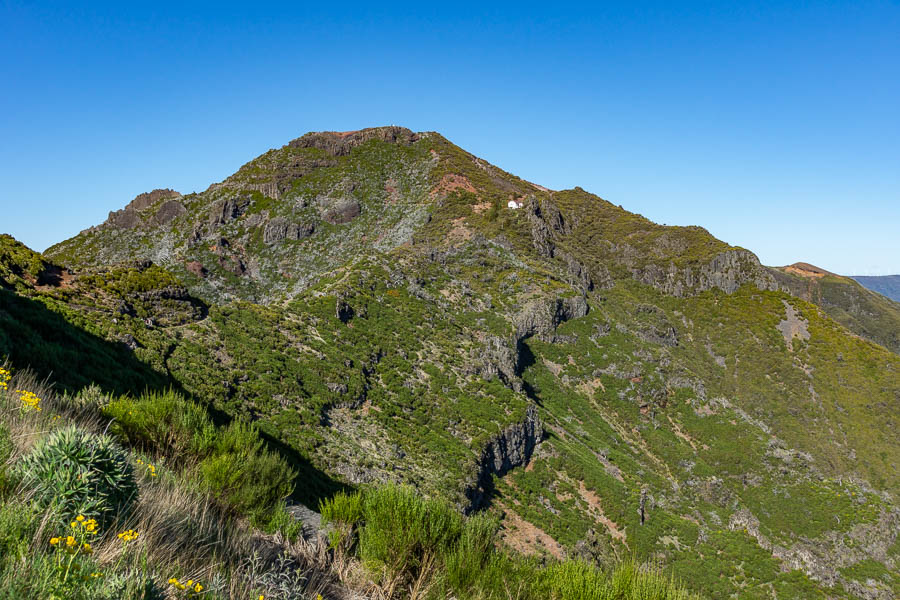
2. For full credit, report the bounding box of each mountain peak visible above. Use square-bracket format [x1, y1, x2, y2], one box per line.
[125, 188, 183, 212]
[287, 126, 421, 156]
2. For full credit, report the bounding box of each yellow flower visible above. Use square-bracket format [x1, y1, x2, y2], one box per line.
[194, 583, 203, 592]
[76, 515, 85, 522]
[49, 537, 60, 546]
[82, 542, 92, 554]
[15, 389, 42, 411]
[65, 536, 76, 547]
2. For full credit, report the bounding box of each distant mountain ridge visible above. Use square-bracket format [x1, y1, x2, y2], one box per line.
[852, 274, 900, 303]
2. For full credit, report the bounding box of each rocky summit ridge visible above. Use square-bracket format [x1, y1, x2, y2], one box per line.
[2, 126, 899, 599]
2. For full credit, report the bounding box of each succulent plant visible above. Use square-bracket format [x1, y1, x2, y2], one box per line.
[16, 425, 138, 522]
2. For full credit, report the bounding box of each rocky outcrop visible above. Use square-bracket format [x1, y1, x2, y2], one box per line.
[729, 506, 900, 599]
[514, 296, 589, 342]
[633, 249, 778, 297]
[526, 196, 568, 259]
[151, 199, 187, 226]
[106, 189, 183, 229]
[472, 296, 589, 391]
[208, 196, 251, 228]
[126, 189, 182, 211]
[106, 208, 141, 229]
[472, 334, 521, 391]
[321, 198, 361, 225]
[289, 126, 419, 157]
[262, 217, 315, 245]
[631, 304, 679, 346]
[464, 405, 543, 512]
[185, 261, 207, 278]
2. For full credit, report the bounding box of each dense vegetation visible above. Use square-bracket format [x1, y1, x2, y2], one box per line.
[1, 364, 699, 599]
[321, 485, 700, 600]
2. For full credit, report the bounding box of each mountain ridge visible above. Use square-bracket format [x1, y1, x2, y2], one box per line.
[4, 126, 899, 599]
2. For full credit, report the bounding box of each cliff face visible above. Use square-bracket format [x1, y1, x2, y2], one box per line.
[464, 405, 543, 513]
[632, 249, 779, 297]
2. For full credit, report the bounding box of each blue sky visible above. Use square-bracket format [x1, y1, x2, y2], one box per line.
[1, 1, 898, 274]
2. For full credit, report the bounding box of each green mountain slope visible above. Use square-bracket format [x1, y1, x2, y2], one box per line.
[769, 263, 900, 354]
[2, 127, 898, 599]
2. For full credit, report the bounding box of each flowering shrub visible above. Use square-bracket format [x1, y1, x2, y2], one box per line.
[168, 576, 205, 595]
[16, 389, 42, 412]
[16, 425, 138, 522]
[135, 457, 158, 478]
[45, 514, 103, 597]
[0, 366, 10, 390]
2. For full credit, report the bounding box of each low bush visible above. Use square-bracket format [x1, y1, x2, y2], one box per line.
[198, 421, 296, 519]
[0, 422, 13, 494]
[104, 390, 216, 462]
[322, 484, 701, 600]
[105, 390, 295, 517]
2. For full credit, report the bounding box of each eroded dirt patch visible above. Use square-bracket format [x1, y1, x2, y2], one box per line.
[578, 481, 628, 546]
[497, 502, 565, 559]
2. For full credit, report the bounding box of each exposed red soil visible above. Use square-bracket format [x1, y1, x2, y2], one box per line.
[781, 262, 837, 279]
[430, 173, 478, 199]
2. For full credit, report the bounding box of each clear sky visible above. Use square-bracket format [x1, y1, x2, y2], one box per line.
[1, 1, 898, 274]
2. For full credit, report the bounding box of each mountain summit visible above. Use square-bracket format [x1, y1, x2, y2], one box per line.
[3, 127, 898, 599]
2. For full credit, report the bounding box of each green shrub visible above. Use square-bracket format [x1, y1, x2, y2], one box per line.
[356, 485, 462, 580]
[104, 390, 216, 462]
[444, 512, 500, 592]
[262, 502, 305, 542]
[536, 560, 613, 600]
[0, 498, 39, 567]
[197, 421, 295, 517]
[106, 391, 295, 518]
[320, 485, 701, 600]
[320, 489, 365, 548]
[15, 425, 138, 523]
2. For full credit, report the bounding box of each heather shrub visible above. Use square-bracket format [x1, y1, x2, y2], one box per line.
[103, 390, 216, 462]
[198, 421, 295, 518]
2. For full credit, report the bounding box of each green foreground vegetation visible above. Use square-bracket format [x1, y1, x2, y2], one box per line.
[0, 363, 702, 599]
[321, 484, 700, 600]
